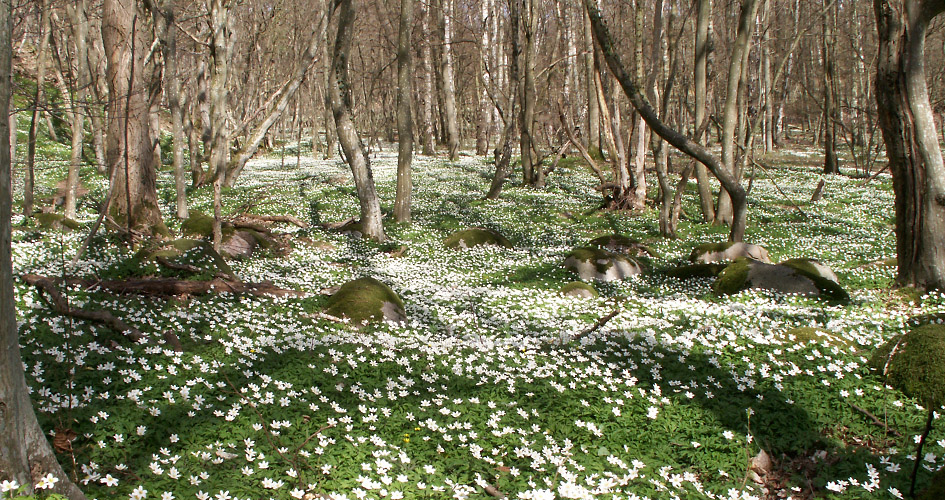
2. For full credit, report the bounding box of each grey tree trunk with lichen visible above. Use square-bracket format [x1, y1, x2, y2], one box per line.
[693, 0, 715, 223]
[0, 2, 86, 496]
[395, 0, 414, 222]
[874, 0, 945, 290]
[330, 0, 386, 241]
[103, 0, 165, 235]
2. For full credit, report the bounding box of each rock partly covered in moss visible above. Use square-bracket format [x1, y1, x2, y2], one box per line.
[588, 234, 657, 257]
[136, 238, 235, 278]
[869, 324, 945, 409]
[713, 258, 848, 300]
[181, 211, 216, 238]
[35, 212, 81, 232]
[779, 258, 839, 283]
[444, 228, 512, 249]
[180, 211, 274, 259]
[325, 277, 407, 326]
[779, 327, 850, 347]
[559, 281, 598, 299]
[690, 241, 771, 263]
[563, 247, 642, 282]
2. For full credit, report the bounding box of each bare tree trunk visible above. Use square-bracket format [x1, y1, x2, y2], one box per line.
[822, 2, 839, 174]
[475, 0, 492, 156]
[585, 0, 747, 241]
[224, 11, 328, 186]
[86, 12, 109, 174]
[714, 0, 760, 226]
[486, 0, 520, 199]
[103, 0, 165, 235]
[874, 0, 945, 290]
[629, 0, 647, 209]
[583, 8, 600, 156]
[761, 0, 773, 153]
[322, 20, 336, 159]
[693, 0, 716, 222]
[439, 0, 460, 160]
[519, 0, 539, 185]
[24, 1, 51, 218]
[330, 0, 386, 241]
[395, 0, 414, 222]
[153, 0, 187, 219]
[420, 0, 436, 156]
[0, 3, 87, 496]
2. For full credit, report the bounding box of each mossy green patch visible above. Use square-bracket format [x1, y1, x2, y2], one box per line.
[588, 234, 658, 257]
[559, 281, 598, 298]
[712, 258, 753, 295]
[181, 211, 216, 238]
[779, 258, 848, 301]
[135, 239, 235, 279]
[325, 277, 406, 326]
[689, 242, 736, 261]
[666, 263, 727, 279]
[869, 324, 945, 409]
[35, 212, 81, 231]
[780, 327, 850, 347]
[444, 228, 512, 249]
[566, 247, 623, 274]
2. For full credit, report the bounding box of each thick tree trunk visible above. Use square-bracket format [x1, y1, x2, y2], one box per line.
[330, 0, 386, 241]
[519, 0, 538, 185]
[395, 0, 414, 222]
[874, 0, 945, 290]
[0, 4, 86, 496]
[693, 0, 715, 223]
[585, 0, 747, 241]
[102, 0, 165, 235]
[439, 0, 460, 160]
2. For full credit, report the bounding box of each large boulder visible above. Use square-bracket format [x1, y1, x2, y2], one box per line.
[665, 263, 728, 279]
[563, 247, 642, 282]
[779, 258, 839, 283]
[444, 228, 512, 249]
[181, 211, 274, 259]
[778, 327, 850, 347]
[690, 242, 771, 263]
[136, 239, 235, 279]
[869, 324, 945, 409]
[559, 281, 598, 299]
[713, 258, 848, 300]
[588, 234, 657, 257]
[324, 277, 407, 326]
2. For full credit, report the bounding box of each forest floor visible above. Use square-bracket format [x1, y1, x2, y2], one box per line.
[10, 134, 945, 500]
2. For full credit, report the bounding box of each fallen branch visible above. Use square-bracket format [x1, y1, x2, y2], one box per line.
[238, 213, 310, 228]
[21, 274, 183, 351]
[850, 403, 902, 437]
[570, 307, 621, 344]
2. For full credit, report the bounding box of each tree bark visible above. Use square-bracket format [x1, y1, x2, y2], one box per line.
[476, 0, 492, 156]
[585, 0, 747, 241]
[420, 0, 436, 156]
[693, 0, 716, 222]
[395, 0, 414, 222]
[439, 0, 461, 160]
[102, 0, 165, 235]
[154, 0, 188, 219]
[64, 1, 92, 220]
[873, 0, 945, 290]
[0, 2, 87, 495]
[519, 0, 538, 185]
[822, 2, 839, 174]
[330, 0, 386, 241]
[582, 8, 600, 156]
[24, 1, 51, 218]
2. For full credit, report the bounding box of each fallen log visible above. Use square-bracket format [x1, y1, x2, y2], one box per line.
[22, 274, 307, 298]
[238, 213, 310, 228]
[21, 274, 183, 351]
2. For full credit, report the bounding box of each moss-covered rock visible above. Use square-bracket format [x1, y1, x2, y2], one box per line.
[181, 211, 216, 238]
[559, 281, 598, 299]
[444, 228, 512, 249]
[690, 241, 771, 263]
[713, 258, 848, 300]
[324, 277, 407, 326]
[35, 212, 81, 231]
[666, 263, 728, 279]
[780, 258, 839, 283]
[779, 327, 850, 347]
[869, 324, 945, 409]
[136, 238, 235, 278]
[563, 247, 642, 282]
[588, 234, 657, 257]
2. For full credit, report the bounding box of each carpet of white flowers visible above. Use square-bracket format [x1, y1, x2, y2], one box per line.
[9, 143, 945, 500]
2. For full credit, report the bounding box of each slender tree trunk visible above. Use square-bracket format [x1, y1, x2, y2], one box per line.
[585, 0, 747, 241]
[0, 3, 87, 496]
[330, 0, 386, 241]
[486, 0, 521, 199]
[476, 0, 492, 156]
[629, 0, 647, 208]
[714, 0, 760, 226]
[822, 2, 839, 174]
[65, 0, 93, 221]
[420, 0, 436, 155]
[583, 7, 600, 156]
[693, 0, 715, 222]
[395, 0, 414, 222]
[102, 0, 165, 235]
[519, 0, 539, 185]
[24, 1, 51, 218]
[761, 0, 773, 153]
[873, 0, 945, 290]
[439, 0, 460, 160]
